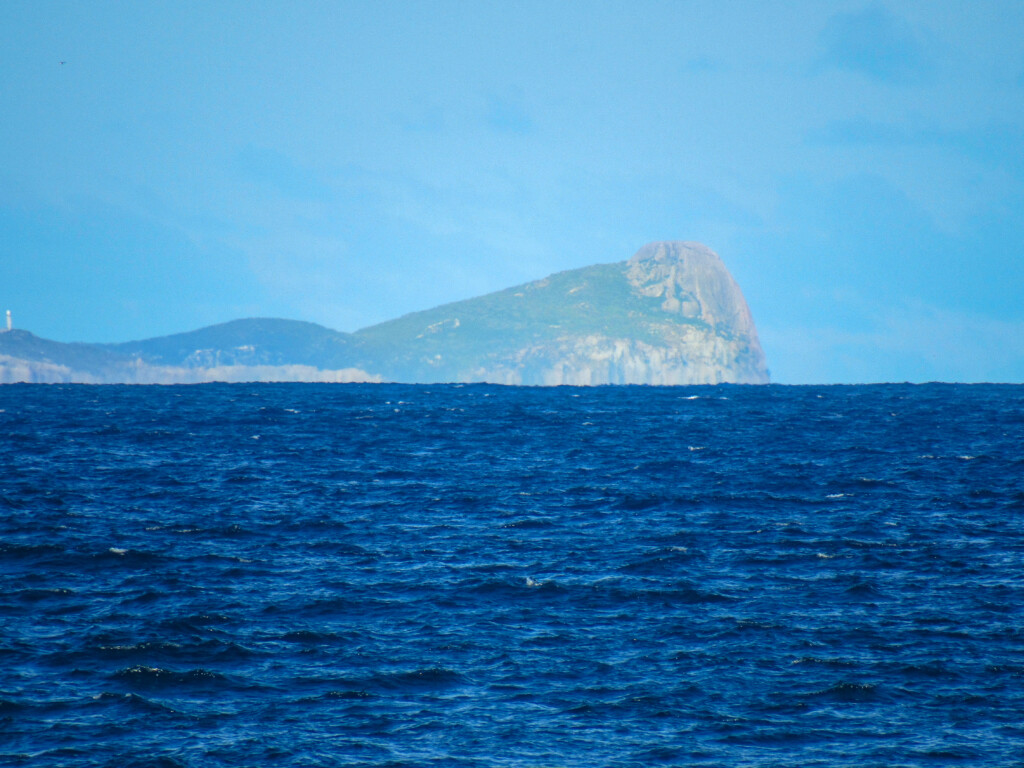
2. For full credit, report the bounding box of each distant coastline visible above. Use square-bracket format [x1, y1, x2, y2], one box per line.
[1, 242, 768, 386]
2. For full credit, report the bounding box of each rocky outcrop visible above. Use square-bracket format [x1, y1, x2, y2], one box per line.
[469, 330, 764, 386]
[0, 354, 79, 384]
[619, 241, 768, 383]
[626, 242, 760, 337]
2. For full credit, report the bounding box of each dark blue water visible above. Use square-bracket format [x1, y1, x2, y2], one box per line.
[2, 383, 1023, 767]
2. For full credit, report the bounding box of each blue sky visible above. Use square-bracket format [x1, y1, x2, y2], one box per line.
[2, 1, 1023, 383]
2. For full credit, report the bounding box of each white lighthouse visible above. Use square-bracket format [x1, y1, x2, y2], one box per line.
[4, 310, 9, 332]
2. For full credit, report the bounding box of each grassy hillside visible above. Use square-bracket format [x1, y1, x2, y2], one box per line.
[107, 318, 356, 368]
[350, 261, 705, 380]
[0, 330, 131, 377]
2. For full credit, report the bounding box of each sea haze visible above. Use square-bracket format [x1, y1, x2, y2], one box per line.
[1, 383, 1023, 767]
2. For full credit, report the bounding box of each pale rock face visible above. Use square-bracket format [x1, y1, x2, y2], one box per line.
[626, 241, 760, 340]
[0, 354, 379, 384]
[474, 331, 764, 386]
[0, 355, 80, 384]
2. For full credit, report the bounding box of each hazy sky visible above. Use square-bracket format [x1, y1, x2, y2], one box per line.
[3, 1, 1023, 383]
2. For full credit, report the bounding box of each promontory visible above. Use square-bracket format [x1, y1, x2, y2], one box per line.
[0, 241, 769, 385]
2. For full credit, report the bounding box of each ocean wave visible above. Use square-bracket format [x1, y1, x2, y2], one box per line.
[3, 382, 1024, 765]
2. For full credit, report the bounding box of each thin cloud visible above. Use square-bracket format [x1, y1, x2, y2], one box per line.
[232, 147, 335, 201]
[485, 93, 533, 134]
[817, 4, 932, 84]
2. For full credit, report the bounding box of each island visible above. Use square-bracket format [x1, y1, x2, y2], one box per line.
[0, 242, 769, 385]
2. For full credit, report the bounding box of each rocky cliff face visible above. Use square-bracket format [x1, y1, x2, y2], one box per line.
[626, 241, 760, 337]
[469, 329, 765, 386]
[618, 240, 768, 383]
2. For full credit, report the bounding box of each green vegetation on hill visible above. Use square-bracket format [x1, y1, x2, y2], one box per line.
[107, 318, 354, 369]
[350, 262, 706, 380]
[0, 329, 130, 378]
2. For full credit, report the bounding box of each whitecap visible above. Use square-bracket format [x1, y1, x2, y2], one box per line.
[109, 547, 127, 555]
[826, 493, 846, 499]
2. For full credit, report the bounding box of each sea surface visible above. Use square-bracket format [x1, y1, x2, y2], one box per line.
[1, 382, 1023, 767]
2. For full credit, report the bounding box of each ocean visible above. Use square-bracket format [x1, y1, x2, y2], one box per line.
[2, 382, 1023, 767]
